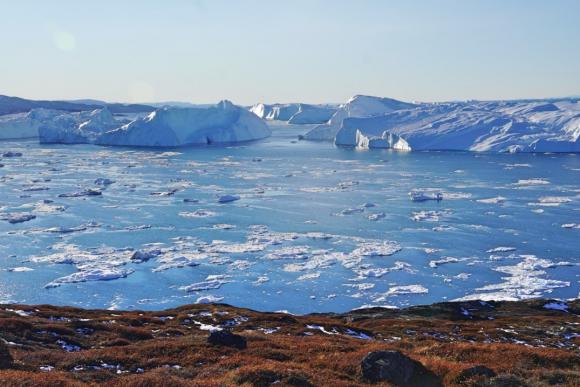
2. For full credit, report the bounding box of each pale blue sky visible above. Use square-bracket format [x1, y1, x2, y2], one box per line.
[1, 0, 579, 105]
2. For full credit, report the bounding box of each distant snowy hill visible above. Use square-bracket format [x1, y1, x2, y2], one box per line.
[302, 95, 580, 153]
[0, 95, 155, 116]
[250, 103, 337, 124]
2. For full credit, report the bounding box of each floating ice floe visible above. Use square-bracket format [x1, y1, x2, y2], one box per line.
[528, 196, 573, 207]
[514, 178, 550, 186]
[45, 267, 134, 288]
[429, 257, 463, 268]
[367, 212, 386, 221]
[0, 212, 36, 223]
[58, 188, 102, 198]
[561, 223, 579, 229]
[179, 210, 216, 218]
[411, 210, 450, 222]
[351, 241, 402, 258]
[455, 255, 572, 301]
[265, 245, 311, 260]
[487, 247, 517, 253]
[476, 196, 506, 204]
[409, 190, 443, 202]
[6, 267, 34, 272]
[179, 275, 231, 292]
[375, 284, 429, 301]
[218, 194, 240, 203]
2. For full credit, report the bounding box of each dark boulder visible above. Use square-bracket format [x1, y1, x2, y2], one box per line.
[0, 341, 14, 369]
[457, 365, 497, 382]
[361, 350, 441, 386]
[207, 330, 247, 349]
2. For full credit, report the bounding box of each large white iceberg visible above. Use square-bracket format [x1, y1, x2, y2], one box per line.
[30, 100, 271, 147]
[39, 108, 122, 144]
[250, 103, 337, 124]
[304, 96, 580, 153]
[0, 109, 63, 139]
[97, 100, 270, 147]
[302, 95, 416, 140]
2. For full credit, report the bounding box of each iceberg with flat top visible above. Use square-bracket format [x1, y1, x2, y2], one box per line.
[31, 100, 270, 147]
[98, 100, 270, 147]
[304, 95, 580, 153]
[0, 109, 63, 139]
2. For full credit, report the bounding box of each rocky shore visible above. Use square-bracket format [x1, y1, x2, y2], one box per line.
[0, 299, 578, 386]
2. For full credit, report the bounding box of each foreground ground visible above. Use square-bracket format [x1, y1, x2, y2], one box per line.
[0, 299, 578, 386]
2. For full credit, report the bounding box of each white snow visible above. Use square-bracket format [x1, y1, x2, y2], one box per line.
[375, 285, 429, 301]
[302, 96, 580, 153]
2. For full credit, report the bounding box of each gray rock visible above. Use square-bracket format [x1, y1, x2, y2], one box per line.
[361, 350, 441, 386]
[0, 341, 14, 369]
[207, 330, 247, 349]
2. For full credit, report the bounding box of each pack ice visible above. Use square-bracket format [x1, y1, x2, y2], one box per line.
[302, 95, 580, 152]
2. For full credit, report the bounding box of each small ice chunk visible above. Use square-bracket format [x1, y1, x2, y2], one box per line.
[476, 196, 506, 204]
[218, 194, 240, 203]
[195, 295, 225, 304]
[409, 190, 443, 202]
[0, 213, 36, 224]
[351, 241, 402, 257]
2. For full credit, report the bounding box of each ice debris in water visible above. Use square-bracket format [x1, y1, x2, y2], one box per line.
[375, 285, 429, 301]
[218, 194, 240, 203]
[455, 255, 572, 301]
[409, 189, 443, 202]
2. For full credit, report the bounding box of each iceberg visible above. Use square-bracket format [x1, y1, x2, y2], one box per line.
[250, 103, 337, 124]
[97, 101, 270, 147]
[0, 109, 63, 139]
[307, 96, 580, 153]
[39, 108, 121, 144]
[302, 95, 416, 141]
[28, 100, 270, 147]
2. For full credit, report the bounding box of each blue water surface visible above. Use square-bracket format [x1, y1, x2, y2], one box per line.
[0, 123, 578, 314]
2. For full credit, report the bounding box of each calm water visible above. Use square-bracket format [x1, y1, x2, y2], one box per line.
[0, 123, 578, 313]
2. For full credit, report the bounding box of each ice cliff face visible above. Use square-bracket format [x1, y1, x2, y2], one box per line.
[97, 100, 271, 147]
[0, 109, 63, 139]
[250, 103, 337, 124]
[39, 108, 121, 144]
[306, 96, 580, 153]
[303, 95, 417, 141]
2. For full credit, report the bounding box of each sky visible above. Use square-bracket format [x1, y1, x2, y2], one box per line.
[1, 0, 579, 105]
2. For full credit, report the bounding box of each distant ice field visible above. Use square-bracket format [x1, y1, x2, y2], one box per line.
[0, 122, 578, 314]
